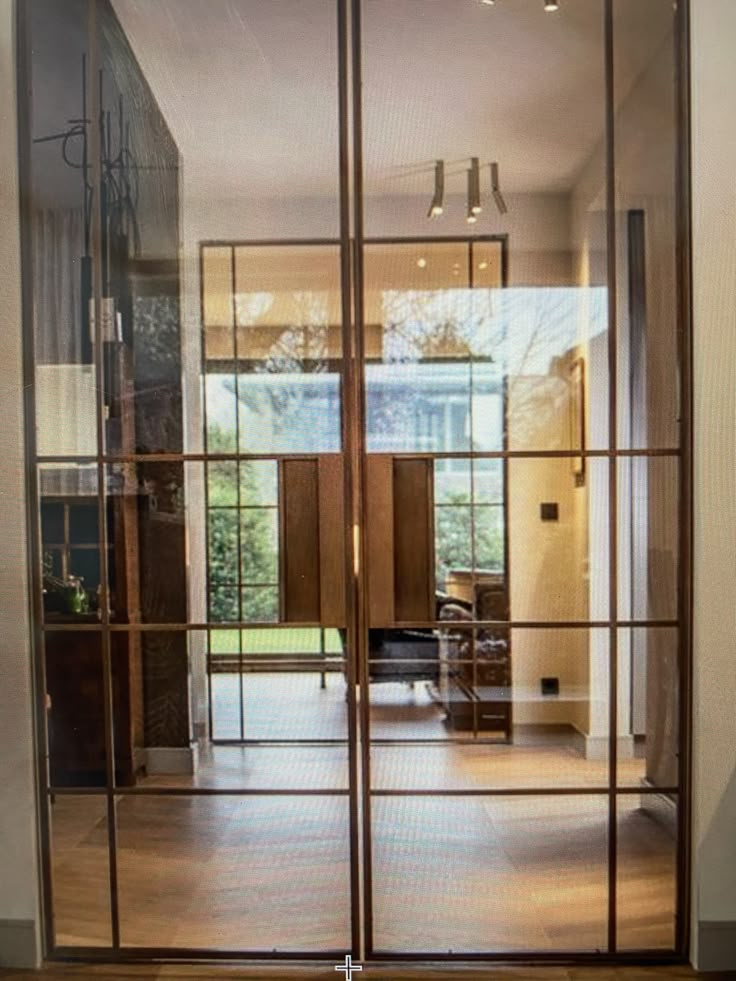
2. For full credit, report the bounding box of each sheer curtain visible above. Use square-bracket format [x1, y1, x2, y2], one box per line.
[33, 207, 97, 494]
[32, 207, 86, 363]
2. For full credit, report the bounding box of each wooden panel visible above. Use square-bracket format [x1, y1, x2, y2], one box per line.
[393, 458, 433, 622]
[365, 455, 394, 627]
[318, 455, 346, 627]
[282, 459, 321, 623]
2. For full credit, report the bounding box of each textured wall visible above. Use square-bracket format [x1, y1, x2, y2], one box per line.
[690, 0, 736, 969]
[0, 0, 41, 967]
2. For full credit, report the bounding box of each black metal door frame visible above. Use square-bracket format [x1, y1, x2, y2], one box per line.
[15, 0, 693, 964]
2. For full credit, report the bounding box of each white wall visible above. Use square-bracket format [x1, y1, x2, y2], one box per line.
[690, 0, 736, 971]
[0, 0, 41, 968]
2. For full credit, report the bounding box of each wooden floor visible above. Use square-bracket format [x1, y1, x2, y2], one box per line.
[36, 675, 686, 969]
[0, 962, 713, 980]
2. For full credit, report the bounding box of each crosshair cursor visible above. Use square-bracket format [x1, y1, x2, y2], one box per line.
[335, 954, 363, 980]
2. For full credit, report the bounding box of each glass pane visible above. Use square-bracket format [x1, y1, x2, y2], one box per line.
[39, 473, 104, 623]
[45, 631, 107, 788]
[116, 795, 351, 951]
[435, 505, 472, 591]
[474, 240, 504, 288]
[91, 1, 184, 457]
[614, 0, 679, 451]
[474, 506, 504, 571]
[618, 627, 679, 790]
[50, 795, 112, 947]
[202, 246, 234, 329]
[474, 458, 504, 504]
[372, 795, 608, 953]
[209, 625, 347, 742]
[234, 244, 343, 335]
[68, 547, 101, 592]
[106, 461, 187, 624]
[240, 509, 278, 584]
[364, 243, 505, 455]
[619, 455, 679, 621]
[68, 501, 99, 543]
[362, 0, 609, 451]
[224, 245, 343, 455]
[434, 457, 471, 504]
[368, 627, 609, 785]
[208, 509, 239, 585]
[209, 627, 347, 742]
[237, 374, 341, 454]
[241, 586, 279, 623]
[240, 459, 278, 505]
[41, 501, 65, 544]
[209, 586, 239, 623]
[206, 374, 238, 452]
[207, 461, 238, 506]
[28, 0, 98, 459]
[509, 457, 608, 622]
[617, 793, 677, 950]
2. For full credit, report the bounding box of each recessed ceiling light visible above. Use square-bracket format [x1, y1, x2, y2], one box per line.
[544, 0, 560, 10]
[480, 0, 496, 5]
[417, 257, 427, 269]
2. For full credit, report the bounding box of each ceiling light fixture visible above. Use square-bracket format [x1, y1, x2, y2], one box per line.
[469, 157, 482, 215]
[480, 0, 496, 5]
[417, 257, 427, 269]
[491, 161, 508, 215]
[427, 159, 445, 218]
[544, 0, 560, 10]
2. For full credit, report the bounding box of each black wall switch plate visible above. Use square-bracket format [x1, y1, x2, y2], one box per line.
[540, 502, 559, 521]
[541, 676, 560, 696]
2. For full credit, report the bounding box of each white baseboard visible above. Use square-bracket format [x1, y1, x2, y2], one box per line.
[144, 744, 197, 776]
[0, 918, 39, 969]
[697, 921, 736, 972]
[573, 729, 635, 760]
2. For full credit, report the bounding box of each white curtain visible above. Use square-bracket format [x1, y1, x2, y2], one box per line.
[32, 207, 85, 363]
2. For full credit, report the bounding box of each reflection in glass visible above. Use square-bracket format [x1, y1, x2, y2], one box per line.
[619, 456, 679, 622]
[364, 242, 504, 455]
[209, 626, 345, 742]
[202, 244, 343, 455]
[50, 795, 112, 947]
[116, 795, 351, 950]
[618, 628, 679, 790]
[509, 458, 608, 623]
[372, 795, 608, 953]
[617, 794, 677, 950]
[614, 0, 679, 451]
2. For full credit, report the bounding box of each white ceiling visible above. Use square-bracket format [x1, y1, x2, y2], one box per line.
[112, 0, 673, 199]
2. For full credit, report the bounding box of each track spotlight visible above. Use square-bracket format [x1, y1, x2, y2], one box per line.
[469, 157, 482, 215]
[544, 0, 560, 10]
[427, 159, 445, 218]
[490, 161, 508, 215]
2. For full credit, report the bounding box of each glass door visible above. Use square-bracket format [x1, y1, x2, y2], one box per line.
[20, 0, 689, 964]
[23, 0, 359, 958]
[356, 0, 687, 960]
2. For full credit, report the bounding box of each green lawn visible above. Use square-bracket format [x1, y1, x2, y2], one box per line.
[208, 626, 343, 655]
